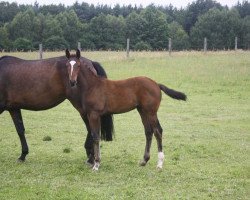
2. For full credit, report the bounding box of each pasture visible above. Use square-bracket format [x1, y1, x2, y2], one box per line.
[0, 51, 249, 199]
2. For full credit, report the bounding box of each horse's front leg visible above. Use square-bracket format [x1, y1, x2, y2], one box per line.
[9, 109, 29, 161]
[81, 116, 94, 166]
[88, 112, 101, 171]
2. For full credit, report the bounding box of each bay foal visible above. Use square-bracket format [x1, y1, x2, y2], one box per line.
[66, 49, 186, 170]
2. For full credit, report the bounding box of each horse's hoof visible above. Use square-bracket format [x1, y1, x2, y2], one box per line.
[92, 162, 100, 171]
[156, 165, 163, 170]
[17, 158, 25, 163]
[85, 160, 94, 168]
[139, 160, 147, 166]
[92, 166, 99, 171]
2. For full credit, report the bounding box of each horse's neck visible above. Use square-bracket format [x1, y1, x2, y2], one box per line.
[79, 68, 100, 90]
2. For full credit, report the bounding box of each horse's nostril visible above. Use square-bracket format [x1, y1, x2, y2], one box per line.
[70, 81, 76, 87]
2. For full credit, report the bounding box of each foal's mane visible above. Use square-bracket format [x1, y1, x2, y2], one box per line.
[85, 63, 98, 77]
[78, 58, 98, 77]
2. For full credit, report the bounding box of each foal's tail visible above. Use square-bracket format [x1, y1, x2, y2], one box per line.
[159, 84, 187, 101]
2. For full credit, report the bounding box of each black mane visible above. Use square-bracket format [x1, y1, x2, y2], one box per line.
[91, 61, 107, 78]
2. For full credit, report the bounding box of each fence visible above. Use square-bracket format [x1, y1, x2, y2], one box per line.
[37, 37, 240, 60]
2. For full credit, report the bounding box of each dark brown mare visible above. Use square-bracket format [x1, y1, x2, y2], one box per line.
[66, 49, 187, 171]
[0, 53, 114, 162]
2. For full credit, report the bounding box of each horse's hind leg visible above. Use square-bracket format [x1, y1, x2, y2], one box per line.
[140, 124, 153, 166]
[138, 109, 153, 166]
[153, 118, 164, 169]
[9, 109, 29, 161]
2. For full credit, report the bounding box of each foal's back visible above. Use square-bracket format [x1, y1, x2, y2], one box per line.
[104, 76, 161, 114]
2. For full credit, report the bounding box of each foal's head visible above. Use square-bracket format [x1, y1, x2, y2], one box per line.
[65, 49, 81, 87]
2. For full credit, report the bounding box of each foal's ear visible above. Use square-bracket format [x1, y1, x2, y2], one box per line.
[65, 49, 70, 59]
[76, 49, 81, 59]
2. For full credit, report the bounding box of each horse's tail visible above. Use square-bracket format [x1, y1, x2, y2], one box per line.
[100, 114, 114, 141]
[92, 61, 114, 141]
[158, 84, 187, 101]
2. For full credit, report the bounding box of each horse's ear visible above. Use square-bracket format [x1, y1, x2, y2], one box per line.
[76, 49, 81, 59]
[65, 49, 70, 59]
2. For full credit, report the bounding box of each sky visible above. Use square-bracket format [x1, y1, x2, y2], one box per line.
[7, 0, 242, 8]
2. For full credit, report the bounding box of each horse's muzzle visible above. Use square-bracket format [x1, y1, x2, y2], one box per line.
[70, 80, 77, 87]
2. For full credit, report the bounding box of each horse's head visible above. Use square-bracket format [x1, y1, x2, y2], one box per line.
[65, 49, 81, 87]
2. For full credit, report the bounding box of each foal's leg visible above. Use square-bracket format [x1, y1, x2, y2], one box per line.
[9, 109, 29, 161]
[88, 112, 101, 171]
[152, 118, 164, 169]
[82, 116, 94, 166]
[138, 109, 153, 166]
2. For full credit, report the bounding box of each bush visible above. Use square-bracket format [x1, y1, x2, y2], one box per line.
[79, 37, 96, 50]
[134, 41, 152, 51]
[13, 38, 34, 51]
[44, 36, 69, 50]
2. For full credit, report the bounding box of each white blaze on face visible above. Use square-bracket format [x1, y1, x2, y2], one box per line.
[69, 61, 76, 77]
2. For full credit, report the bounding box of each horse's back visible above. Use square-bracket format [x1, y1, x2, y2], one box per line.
[104, 76, 161, 113]
[0, 56, 67, 111]
[133, 76, 161, 100]
[114, 76, 160, 94]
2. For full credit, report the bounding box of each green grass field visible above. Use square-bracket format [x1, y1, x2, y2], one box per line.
[0, 51, 249, 199]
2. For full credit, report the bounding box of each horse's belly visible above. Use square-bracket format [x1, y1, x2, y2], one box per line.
[107, 94, 137, 114]
[6, 89, 65, 110]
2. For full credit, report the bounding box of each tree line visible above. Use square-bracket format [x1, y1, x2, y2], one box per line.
[0, 0, 249, 51]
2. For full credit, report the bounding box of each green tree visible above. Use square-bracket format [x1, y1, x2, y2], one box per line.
[234, 0, 250, 18]
[39, 4, 66, 16]
[0, 2, 19, 25]
[72, 1, 96, 22]
[59, 10, 84, 49]
[8, 9, 36, 41]
[43, 15, 63, 41]
[140, 5, 169, 50]
[241, 16, 250, 49]
[126, 11, 146, 49]
[184, 0, 223, 33]
[168, 22, 190, 50]
[88, 14, 126, 50]
[190, 8, 241, 50]
[32, 13, 46, 48]
[0, 26, 11, 50]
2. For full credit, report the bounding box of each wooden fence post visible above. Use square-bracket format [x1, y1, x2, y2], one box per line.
[168, 38, 172, 56]
[39, 44, 43, 60]
[78, 42, 81, 51]
[235, 37, 238, 51]
[126, 38, 130, 58]
[204, 37, 207, 53]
